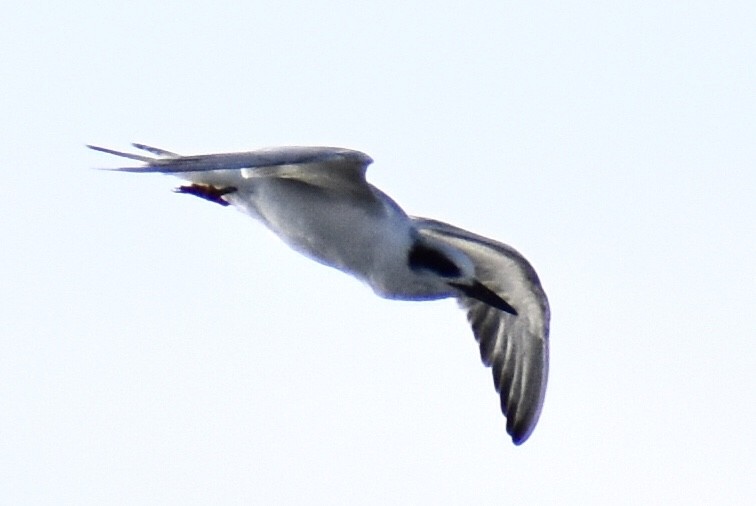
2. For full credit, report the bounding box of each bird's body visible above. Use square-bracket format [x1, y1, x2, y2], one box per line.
[89, 143, 550, 445]
[229, 175, 426, 299]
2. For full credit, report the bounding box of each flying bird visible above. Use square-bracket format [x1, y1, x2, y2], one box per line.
[88, 143, 550, 445]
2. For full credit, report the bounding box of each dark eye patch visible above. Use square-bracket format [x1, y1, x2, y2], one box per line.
[407, 242, 461, 278]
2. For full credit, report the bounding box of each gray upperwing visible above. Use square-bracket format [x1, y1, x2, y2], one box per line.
[131, 143, 181, 158]
[413, 217, 550, 445]
[87, 144, 373, 176]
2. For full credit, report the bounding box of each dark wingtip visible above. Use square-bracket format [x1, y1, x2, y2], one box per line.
[509, 426, 533, 446]
[512, 434, 527, 446]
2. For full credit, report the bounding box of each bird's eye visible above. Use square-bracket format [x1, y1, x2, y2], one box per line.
[407, 243, 461, 278]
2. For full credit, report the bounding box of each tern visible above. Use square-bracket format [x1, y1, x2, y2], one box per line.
[88, 143, 550, 445]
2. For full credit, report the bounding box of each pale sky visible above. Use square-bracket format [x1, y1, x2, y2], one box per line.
[2, 1, 754, 504]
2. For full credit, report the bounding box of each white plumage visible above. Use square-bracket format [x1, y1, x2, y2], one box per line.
[89, 143, 550, 445]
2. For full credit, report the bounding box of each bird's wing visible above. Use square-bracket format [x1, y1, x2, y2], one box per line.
[413, 217, 550, 445]
[87, 144, 374, 190]
[131, 143, 182, 158]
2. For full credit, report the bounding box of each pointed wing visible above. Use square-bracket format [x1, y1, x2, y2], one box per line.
[87, 144, 373, 195]
[414, 218, 550, 445]
[131, 143, 182, 158]
[87, 144, 373, 179]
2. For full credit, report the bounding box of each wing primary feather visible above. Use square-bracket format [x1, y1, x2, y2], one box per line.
[86, 144, 156, 163]
[491, 351, 505, 391]
[132, 143, 181, 157]
[506, 350, 525, 414]
[471, 310, 501, 366]
[497, 336, 517, 411]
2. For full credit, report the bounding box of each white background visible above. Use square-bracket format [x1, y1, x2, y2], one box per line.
[2, 1, 754, 504]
